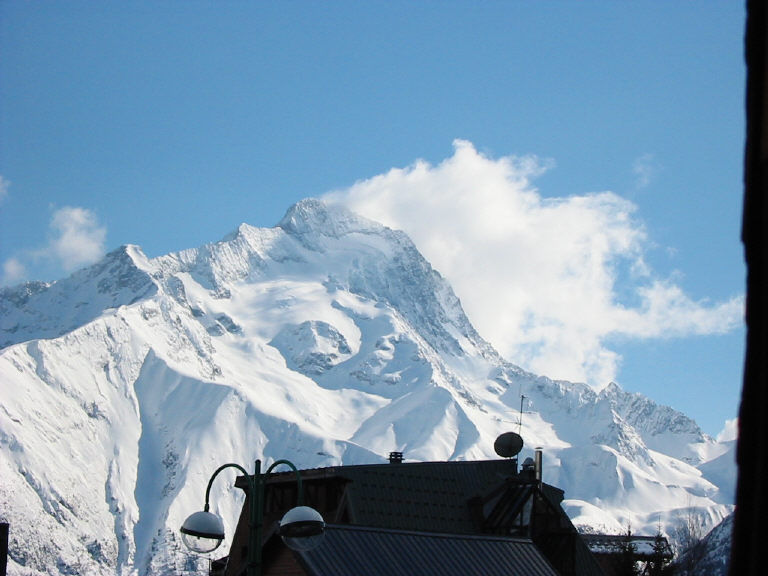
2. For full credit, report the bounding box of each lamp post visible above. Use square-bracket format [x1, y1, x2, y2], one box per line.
[180, 459, 324, 576]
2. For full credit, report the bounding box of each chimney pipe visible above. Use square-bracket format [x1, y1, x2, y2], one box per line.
[389, 451, 403, 464]
[534, 448, 542, 486]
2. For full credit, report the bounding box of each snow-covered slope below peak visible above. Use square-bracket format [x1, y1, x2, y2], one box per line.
[696, 440, 737, 505]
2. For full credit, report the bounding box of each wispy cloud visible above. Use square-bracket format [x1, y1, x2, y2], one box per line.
[1, 205, 107, 286]
[717, 418, 738, 442]
[632, 153, 660, 189]
[1, 258, 27, 286]
[323, 140, 743, 387]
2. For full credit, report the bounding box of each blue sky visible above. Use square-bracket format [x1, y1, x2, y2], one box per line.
[0, 1, 746, 437]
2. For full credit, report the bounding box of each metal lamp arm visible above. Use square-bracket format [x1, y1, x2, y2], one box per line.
[203, 462, 251, 512]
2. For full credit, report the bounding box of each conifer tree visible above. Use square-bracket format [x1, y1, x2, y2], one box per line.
[617, 525, 640, 576]
[646, 529, 673, 576]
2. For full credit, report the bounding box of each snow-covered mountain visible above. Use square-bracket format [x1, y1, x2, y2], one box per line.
[0, 199, 734, 575]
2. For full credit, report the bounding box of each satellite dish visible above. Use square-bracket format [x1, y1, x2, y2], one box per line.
[494, 432, 524, 458]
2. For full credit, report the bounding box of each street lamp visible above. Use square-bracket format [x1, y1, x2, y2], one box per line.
[180, 459, 324, 576]
[180, 510, 226, 553]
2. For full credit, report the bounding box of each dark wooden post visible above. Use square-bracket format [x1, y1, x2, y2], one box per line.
[732, 1, 768, 574]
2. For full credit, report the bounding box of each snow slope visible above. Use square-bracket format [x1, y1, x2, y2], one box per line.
[0, 199, 734, 575]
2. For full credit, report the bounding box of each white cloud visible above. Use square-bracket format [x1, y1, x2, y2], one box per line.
[323, 140, 743, 387]
[716, 418, 738, 443]
[48, 206, 107, 272]
[2, 258, 27, 286]
[1, 206, 107, 286]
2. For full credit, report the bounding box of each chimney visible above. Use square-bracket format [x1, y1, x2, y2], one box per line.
[388, 451, 404, 464]
[534, 448, 543, 486]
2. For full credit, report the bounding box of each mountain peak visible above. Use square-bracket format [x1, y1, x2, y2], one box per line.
[118, 243, 150, 267]
[0, 244, 157, 349]
[602, 381, 623, 395]
[278, 198, 386, 239]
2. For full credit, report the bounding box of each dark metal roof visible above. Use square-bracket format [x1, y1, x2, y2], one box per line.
[283, 458, 534, 533]
[341, 461, 504, 532]
[295, 524, 561, 576]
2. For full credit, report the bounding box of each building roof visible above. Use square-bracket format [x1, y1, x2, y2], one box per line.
[256, 457, 565, 534]
[329, 458, 532, 532]
[292, 524, 561, 576]
[581, 534, 674, 559]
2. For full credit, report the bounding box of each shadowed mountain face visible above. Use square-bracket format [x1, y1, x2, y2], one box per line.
[0, 199, 734, 575]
